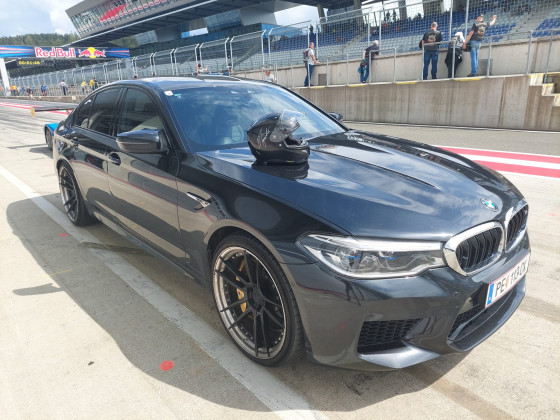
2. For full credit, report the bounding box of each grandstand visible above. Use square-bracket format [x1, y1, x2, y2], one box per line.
[5, 0, 560, 90]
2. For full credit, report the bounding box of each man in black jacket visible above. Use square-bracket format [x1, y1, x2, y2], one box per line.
[463, 13, 497, 76]
[422, 22, 442, 80]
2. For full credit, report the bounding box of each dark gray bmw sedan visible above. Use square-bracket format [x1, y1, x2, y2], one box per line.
[52, 76, 529, 371]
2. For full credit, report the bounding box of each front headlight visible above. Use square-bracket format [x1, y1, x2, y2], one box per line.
[298, 234, 445, 279]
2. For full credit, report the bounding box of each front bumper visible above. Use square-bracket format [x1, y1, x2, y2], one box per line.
[281, 234, 529, 371]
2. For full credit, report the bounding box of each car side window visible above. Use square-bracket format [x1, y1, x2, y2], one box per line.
[75, 97, 93, 128]
[88, 88, 121, 136]
[118, 89, 164, 134]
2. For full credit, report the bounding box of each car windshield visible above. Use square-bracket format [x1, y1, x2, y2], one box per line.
[165, 82, 345, 151]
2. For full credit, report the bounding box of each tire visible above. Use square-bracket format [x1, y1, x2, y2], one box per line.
[45, 128, 53, 151]
[212, 234, 303, 366]
[58, 162, 97, 226]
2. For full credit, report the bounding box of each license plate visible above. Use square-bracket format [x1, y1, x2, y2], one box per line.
[486, 253, 530, 308]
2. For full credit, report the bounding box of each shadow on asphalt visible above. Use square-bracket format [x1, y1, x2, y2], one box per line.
[27, 145, 53, 158]
[7, 195, 467, 413]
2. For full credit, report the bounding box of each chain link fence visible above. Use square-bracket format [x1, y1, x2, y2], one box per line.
[230, 31, 266, 71]
[175, 45, 199, 76]
[268, 21, 312, 67]
[199, 38, 230, 74]
[134, 53, 154, 77]
[153, 49, 174, 76]
[317, 8, 374, 60]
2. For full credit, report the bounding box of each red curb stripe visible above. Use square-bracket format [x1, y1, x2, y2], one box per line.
[439, 146, 560, 164]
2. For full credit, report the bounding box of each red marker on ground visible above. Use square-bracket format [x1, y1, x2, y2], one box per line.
[58, 233, 68, 237]
[160, 360, 174, 371]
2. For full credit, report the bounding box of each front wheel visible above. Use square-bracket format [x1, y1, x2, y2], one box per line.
[212, 235, 303, 366]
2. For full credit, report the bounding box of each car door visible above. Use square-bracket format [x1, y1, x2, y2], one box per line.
[107, 87, 185, 263]
[63, 88, 123, 219]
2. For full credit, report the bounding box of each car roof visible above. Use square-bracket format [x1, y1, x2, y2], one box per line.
[110, 76, 267, 92]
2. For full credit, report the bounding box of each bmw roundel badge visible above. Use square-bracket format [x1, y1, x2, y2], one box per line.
[481, 198, 499, 212]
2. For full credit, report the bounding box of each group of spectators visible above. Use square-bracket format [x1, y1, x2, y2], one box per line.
[9, 85, 42, 97]
[422, 13, 497, 80]
[6, 77, 100, 97]
[299, 12, 498, 86]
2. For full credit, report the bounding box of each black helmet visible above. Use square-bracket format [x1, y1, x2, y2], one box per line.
[247, 110, 310, 165]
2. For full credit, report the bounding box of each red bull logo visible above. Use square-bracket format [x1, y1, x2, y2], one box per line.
[77, 47, 106, 59]
[34, 47, 76, 58]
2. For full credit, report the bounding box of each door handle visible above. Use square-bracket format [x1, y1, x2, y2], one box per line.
[107, 153, 121, 165]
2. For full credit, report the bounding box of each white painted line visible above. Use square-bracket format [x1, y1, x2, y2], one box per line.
[497, 171, 560, 181]
[0, 163, 327, 420]
[459, 154, 560, 170]
[433, 145, 560, 159]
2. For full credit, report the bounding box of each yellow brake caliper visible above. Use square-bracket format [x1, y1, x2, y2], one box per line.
[236, 259, 247, 313]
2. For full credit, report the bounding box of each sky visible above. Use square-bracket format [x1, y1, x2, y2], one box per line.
[0, 1, 319, 38]
[0, 0, 77, 37]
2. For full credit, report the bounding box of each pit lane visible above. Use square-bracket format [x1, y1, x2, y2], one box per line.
[0, 99, 558, 419]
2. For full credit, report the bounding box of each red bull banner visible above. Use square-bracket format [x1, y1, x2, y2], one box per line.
[0, 46, 130, 59]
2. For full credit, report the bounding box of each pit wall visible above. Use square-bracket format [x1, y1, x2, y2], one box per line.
[240, 38, 560, 131]
[294, 74, 559, 131]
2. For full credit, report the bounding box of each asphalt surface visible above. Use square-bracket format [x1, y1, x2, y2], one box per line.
[0, 99, 559, 419]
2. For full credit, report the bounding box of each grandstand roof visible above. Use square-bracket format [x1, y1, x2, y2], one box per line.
[68, 0, 357, 46]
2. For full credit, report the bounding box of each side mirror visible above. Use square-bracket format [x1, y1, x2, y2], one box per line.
[116, 129, 167, 154]
[328, 112, 343, 122]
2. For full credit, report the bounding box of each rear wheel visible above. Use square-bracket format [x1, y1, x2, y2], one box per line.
[45, 129, 53, 151]
[58, 162, 96, 226]
[212, 235, 303, 366]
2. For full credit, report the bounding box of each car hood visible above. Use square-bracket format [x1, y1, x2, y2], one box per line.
[196, 131, 524, 240]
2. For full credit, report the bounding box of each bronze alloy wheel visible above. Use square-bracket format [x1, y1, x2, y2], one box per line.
[212, 236, 303, 365]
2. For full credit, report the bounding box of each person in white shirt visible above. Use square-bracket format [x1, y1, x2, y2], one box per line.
[303, 42, 319, 87]
[263, 69, 277, 83]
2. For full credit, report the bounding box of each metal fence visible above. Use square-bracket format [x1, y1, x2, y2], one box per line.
[5, 0, 560, 92]
[230, 30, 266, 71]
[199, 38, 230, 74]
[153, 49, 174, 76]
[268, 21, 312, 68]
[174, 44, 198, 76]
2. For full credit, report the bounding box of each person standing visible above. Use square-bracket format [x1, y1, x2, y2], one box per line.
[303, 42, 319, 87]
[422, 22, 442, 80]
[89, 78, 95, 91]
[59, 80, 67, 95]
[264, 69, 277, 83]
[360, 40, 379, 83]
[445, 32, 464, 78]
[463, 13, 497, 77]
[81, 80, 87, 93]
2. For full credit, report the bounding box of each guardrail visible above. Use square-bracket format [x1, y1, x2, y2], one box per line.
[486, 31, 534, 77]
[544, 29, 560, 80]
